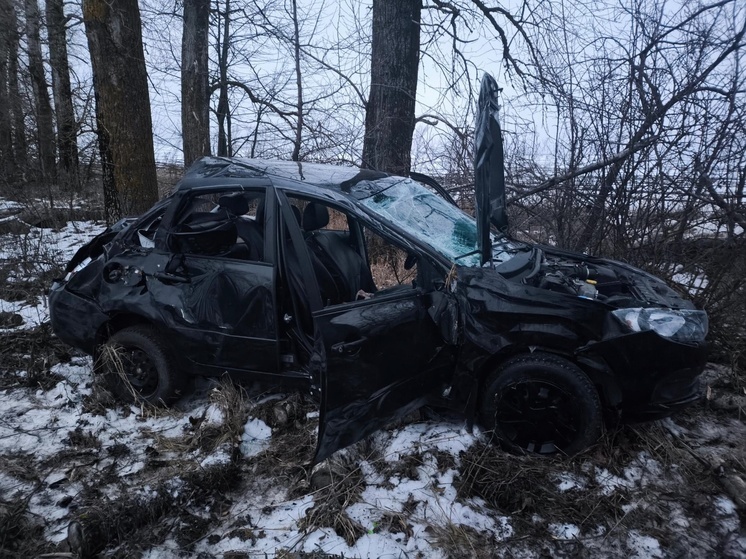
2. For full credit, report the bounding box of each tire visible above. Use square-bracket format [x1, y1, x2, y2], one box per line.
[96, 325, 185, 406]
[479, 353, 602, 456]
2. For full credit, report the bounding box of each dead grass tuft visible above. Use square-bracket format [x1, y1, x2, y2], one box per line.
[63, 427, 101, 449]
[299, 452, 370, 546]
[0, 497, 46, 557]
[245, 393, 318, 482]
[428, 522, 497, 559]
[0, 324, 70, 388]
[457, 442, 628, 532]
[68, 460, 241, 558]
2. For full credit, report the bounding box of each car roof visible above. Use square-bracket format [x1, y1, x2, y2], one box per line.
[176, 157, 390, 197]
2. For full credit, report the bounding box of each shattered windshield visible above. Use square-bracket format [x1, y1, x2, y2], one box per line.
[354, 177, 511, 266]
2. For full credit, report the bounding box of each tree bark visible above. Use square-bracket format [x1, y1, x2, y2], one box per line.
[362, 0, 421, 175]
[181, 0, 211, 167]
[7, 3, 27, 177]
[24, 0, 56, 181]
[46, 0, 79, 189]
[0, 0, 12, 183]
[290, 0, 303, 162]
[216, 0, 231, 157]
[83, 0, 158, 222]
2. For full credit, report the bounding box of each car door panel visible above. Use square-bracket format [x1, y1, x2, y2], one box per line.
[313, 288, 449, 463]
[164, 255, 278, 372]
[99, 245, 279, 375]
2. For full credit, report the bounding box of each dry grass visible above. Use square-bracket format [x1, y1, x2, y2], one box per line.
[244, 392, 318, 483]
[299, 452, 369, 546]
[0, 324, 69, 388]
[428, 522, 497, 559]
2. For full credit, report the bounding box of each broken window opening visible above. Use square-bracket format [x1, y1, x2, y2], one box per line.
[169, 190, 266, 261]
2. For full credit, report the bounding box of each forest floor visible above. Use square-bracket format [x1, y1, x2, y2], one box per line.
[0, 197, 744, 558]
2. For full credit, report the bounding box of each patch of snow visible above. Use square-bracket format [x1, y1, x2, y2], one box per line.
[714, 496, 737, 516]
[626, 531, 663, 558]
[594, 467, 633, 495]
[554, 471, 586, 492]
[203, 402, 225, 426]
[240, 417, 272, 457]
[0, 297, 49, 330]
[549, 523, 580, 540]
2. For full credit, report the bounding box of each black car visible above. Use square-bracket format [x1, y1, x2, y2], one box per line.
[50, 75, 708, 462]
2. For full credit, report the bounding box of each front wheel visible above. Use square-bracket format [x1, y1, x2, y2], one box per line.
[479, 353, 602, 456]
[96, 325, 185, 406]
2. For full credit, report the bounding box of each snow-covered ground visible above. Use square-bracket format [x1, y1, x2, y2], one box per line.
[0, 200, 744, 558]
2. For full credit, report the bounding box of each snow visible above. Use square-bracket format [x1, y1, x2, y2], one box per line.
[549, 522, 580, 539]
[626, 531, 664, 558]
[239, 417, 272, 457]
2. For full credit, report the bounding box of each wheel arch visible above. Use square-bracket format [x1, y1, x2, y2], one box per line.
[95, 313, 157, 346]
[474, 343, 622, 413]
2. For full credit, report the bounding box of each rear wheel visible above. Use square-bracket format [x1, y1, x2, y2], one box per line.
[96, 325, 184, 405]
[479, 353, 602, 456]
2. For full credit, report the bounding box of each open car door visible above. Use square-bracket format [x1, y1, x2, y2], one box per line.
[274, 190, 452, 463]
[312, 287, 450, 463]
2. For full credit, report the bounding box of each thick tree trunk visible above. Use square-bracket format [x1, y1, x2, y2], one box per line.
[46, 0, 79, 189]
[83, 0, 158, 222]
[181, 0, 211, 167]
[362, 0, 421, 175]
[24, 0, 56, 181]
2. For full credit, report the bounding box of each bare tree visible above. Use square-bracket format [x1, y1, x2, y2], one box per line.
[182, 0, 211, 166]
[46, 0, 79, 189]
[24, 0, 56, 181]
[83, 0, 158, 221]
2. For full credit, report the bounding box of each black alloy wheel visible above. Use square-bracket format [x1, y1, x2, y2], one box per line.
[96, 325, 184, 406]
[479, 353, 602, 456]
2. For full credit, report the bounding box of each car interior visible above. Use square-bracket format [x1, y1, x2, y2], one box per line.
[166, 190, 420, 309]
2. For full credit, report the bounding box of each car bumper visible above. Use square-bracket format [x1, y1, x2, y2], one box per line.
[578, 330, 708, 421]
[621, 373, 703, 421]
[49, 282, 109, 354]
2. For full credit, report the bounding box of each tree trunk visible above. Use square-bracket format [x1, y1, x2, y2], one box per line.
[7, 3, 27, 177]
[83, 0, 158, 222]
[24, 0, 56, 181]
[0, 0, 12, 184]
[362, 0, 421, 175]
[45, 0, 79, 189]
[290, 0, 303, 162]
[216, 0, 231, 157]
[181, 0, 211, 167]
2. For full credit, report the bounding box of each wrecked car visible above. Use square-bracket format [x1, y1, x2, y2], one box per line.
[49, 75, 708, 462]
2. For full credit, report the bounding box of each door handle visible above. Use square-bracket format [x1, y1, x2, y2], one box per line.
[152, 272, 191, 284]
[331, 337, 368, 354]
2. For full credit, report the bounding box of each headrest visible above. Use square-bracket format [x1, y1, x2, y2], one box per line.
[302, 202, 329, 231]
[218, 193, 249, 216]
[291, 205, 302, 225]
